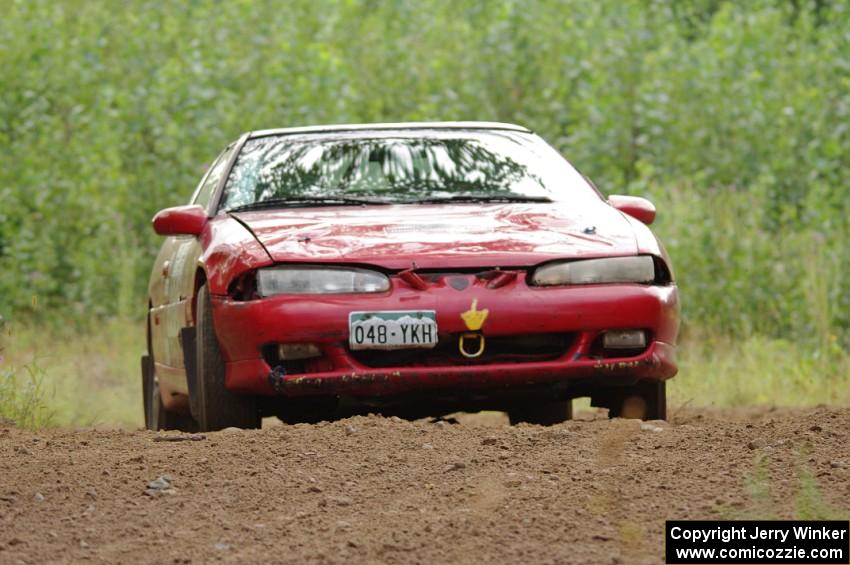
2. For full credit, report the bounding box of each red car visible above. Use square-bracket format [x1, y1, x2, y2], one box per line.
[143, 122, 678, 431]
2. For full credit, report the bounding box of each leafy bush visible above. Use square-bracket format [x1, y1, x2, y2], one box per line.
[1, 0, 848, 348]
[0, 362, 53, 428]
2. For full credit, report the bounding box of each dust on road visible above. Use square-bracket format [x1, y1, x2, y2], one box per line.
[1, 408, 848, 564]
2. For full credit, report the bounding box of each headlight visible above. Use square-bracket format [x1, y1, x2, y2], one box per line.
[531, 256, 657, 286]
[257, 266, 390, 296]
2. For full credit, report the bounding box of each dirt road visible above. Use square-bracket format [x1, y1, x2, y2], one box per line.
[1, 407, 848, 564]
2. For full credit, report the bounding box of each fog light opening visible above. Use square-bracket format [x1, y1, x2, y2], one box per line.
[601, 330, 646, 350]
[277, 343, 322, 361]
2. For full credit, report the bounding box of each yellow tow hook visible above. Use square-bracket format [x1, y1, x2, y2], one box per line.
[459, 332, 486, 358]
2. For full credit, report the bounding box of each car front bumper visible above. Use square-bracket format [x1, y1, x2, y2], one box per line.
[211, 276, 679, 398]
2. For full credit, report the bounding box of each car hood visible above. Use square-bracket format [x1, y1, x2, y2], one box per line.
[230, 202, 640, 270]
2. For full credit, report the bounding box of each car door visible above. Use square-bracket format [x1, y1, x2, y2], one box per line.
[150, 144, 235, 391]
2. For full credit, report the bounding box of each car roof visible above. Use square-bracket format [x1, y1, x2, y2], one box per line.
[248, 121, 532, 139]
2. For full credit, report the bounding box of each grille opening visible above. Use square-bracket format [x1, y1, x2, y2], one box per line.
[400, 268, 525, 282]
[350, 333, 574, 368]
[261, 343, 333, 375]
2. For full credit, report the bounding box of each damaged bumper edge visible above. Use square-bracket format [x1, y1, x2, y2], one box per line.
[226, 341, 676, 397]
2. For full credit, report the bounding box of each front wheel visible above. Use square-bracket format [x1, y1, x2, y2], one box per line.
[191, 284, 260, 431]
[597, 380, 667, 421]
[507, 400, 572, 426]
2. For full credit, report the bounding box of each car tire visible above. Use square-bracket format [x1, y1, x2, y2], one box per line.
[603, 380, 666, 421]
[507, 400, 572, 426]
[142, 354, 197, 431]
[192, 284, 260, 431]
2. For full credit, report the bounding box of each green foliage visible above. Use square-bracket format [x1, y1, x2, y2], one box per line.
[1, 0, 849, 351]
[655, 187, 850, 344]
[724, 451, 847, 520]
[671, 332, 850, 407]
[0, 362, 54, 428]
[2, 319, 142, 427]
[742, 454, 778, 519]
[794, 455, 845, 520]
[0, 319, 53, 427]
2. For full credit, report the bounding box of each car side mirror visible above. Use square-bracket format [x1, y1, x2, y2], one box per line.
[152, 205, 208, 236]
[608, 195, 656, 225]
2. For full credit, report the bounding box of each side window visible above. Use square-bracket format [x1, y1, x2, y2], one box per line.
[191, 145, 234, 209]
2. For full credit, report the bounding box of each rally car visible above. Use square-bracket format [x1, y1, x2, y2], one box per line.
[143, 122, 679, 431]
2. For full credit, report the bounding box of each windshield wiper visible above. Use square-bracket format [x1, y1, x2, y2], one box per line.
[227, 196, 392, 212]
[409, 195, 553, 204]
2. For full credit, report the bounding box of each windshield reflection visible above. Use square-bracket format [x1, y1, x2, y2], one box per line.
[221, 131, 594, 210]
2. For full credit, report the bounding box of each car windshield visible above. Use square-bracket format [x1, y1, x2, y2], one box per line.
[219, 130, 598, 211]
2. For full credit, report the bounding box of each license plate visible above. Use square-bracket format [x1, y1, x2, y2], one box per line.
[349, 310, 438, 350]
